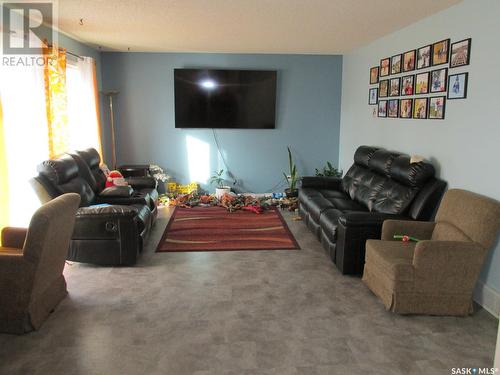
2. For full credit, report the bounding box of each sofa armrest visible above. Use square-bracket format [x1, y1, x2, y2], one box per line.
[301, 176, 342, 190]
[412, 240, 487, 291]
[77, 205, 138, 218]
[1, 227, 28, 249]
[338, 212, 408, 228]
[125, 176, 158, 190]
[95, 194, 150, 206]
[73, 205, 139, 240]
[99, 186, 133, 197]
[381, 220, 436, 241]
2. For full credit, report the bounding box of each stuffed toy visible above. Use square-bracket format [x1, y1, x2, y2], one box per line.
[105, 170, 128, 188]
[393, 234, 419, 242]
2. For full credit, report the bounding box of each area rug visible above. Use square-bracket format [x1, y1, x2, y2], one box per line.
[156, 206, 300, 252]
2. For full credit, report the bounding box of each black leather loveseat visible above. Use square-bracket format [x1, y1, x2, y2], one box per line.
[35, 153, 158, 266]
[299, 146, 446, 275]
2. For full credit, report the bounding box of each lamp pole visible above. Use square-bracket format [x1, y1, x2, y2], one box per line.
[102, 91, 119, 169]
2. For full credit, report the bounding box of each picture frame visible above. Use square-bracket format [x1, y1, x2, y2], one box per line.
[401, 75, 414, 96]
[370, 66, 379, 84]
[429, 96, 446, 120]
[432, 39, 450, 66]
[417, 45, 432, 69]
[387, 99, 399, 118]
[415, 72, 430, 95]
[403, 49, 416, 72]
[391, 54, 402, 75]
[450, 38, 471, 68]
[380, 58, 390, 77]
[379, 79, 389, 97]
[447, 72, 468, 99]
[378, 100, 387, 117]
[369, 88, 378, 104]
[389, 77, 400, 97]
[430, 68, 448, 93]
[413, 98, 428, 119]
[399, 99, 413, 119]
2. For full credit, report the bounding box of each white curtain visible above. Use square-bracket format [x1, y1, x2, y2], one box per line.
[66, 57, 101, 152]
[0, 36, 49, 226]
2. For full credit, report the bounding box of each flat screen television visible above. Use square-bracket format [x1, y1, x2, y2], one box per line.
[174, 68, 277, 129]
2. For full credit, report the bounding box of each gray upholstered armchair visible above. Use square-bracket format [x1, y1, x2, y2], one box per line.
[0, 193, 80, 334]
[363, 189, 500, 316]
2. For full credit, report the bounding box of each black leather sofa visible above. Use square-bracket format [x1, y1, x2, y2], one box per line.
[71, 148, 159, 221]
[299, 146, 446, 275]
[35, 153, 158, 266]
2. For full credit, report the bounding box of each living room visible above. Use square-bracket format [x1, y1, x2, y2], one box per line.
[0, 0, 499, 374]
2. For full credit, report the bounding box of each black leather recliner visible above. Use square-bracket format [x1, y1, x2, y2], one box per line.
[35, 154, 155, 266]
[299, 146, 447, 275]
[70, 148, 159, 222]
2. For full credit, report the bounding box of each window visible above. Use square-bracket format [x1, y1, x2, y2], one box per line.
[66, 57, 102, 153]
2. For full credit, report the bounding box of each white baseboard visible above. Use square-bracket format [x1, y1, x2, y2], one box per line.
[474, 280, 500, 318]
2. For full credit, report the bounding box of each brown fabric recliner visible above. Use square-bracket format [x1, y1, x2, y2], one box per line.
[0, 193, 80, 334]
[363, 189, 500, 316]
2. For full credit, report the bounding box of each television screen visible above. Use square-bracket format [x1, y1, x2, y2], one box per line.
[174, 69, 277, 129]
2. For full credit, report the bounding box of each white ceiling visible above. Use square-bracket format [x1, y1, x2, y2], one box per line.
[58, 0, 461, 54]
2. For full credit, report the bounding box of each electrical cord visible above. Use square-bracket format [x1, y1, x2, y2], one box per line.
[211, 128, 289, 194]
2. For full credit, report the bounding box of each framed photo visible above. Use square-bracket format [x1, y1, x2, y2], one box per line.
[379, 79, 389, 97]
[450, 38, 471, 68]
[391, 54, 402, 75]
[430, 68, 448, 93]
[432, 39, 450, 66]
[429, 96, 446, 120]
[380, 58, 390, 77]
[415, 72, 430, 94]
[417, 45, 432, 69]
[413, 98, 428, 119]
[369, 88, 378, 104]
[401, 75, 414, 96]
[389, 77, 400, 97]
[370, 66, 379, 84]
[403, 50, 416, 72]
[378, 100, 387, 117]
[387, 99, 399, 118]
[399, 99, 413, 119]
[447, 72, 468, 99]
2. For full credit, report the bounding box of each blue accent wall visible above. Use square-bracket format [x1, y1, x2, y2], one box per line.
[101, 53, 342, 193]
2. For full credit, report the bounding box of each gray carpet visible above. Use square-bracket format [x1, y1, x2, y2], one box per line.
[0, 207, 497, 375]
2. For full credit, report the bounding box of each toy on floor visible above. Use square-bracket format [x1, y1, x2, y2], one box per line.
[393, 234, 419, 242]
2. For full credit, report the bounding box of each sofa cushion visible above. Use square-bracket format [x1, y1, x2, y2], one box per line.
[390, 155, 435, 187]
[319, 209, 342, 243]
[353, 145, 378, 167]
[368, 149, 396, 176]
[365, 240, 416, 282]
[302, 196, 334, 222]
[329, 198, 367, 212]
[368, 181, 417, 215]
[299, 187, 323, 201]
[318, 189, 348, 199]
[342, 166, 386, 208]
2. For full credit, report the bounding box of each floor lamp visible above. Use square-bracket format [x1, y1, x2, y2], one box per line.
[102, 91, 119, 169]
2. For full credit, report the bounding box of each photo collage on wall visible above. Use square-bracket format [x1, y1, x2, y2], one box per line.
[368, 37, 471, 120]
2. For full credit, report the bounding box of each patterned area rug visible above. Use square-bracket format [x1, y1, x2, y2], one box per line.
[156, 206, 299, 252]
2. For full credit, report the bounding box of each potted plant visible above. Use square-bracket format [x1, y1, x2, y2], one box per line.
[283, 146, 299, 198]
[210, 169, 231, 199]
[315, 161, 342, 178]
